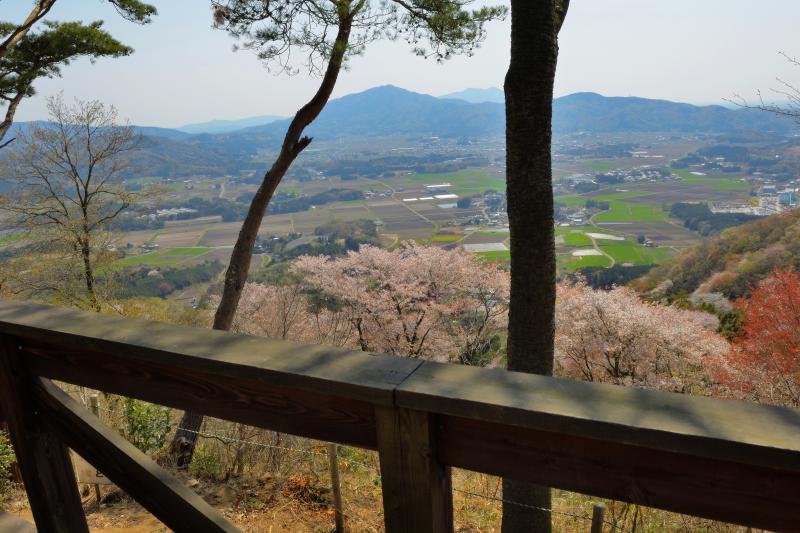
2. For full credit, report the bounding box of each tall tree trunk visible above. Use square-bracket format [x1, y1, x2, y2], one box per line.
[168, 9, 356, 469]
[502, 1, 568, 532]
[80, 236, 99, 311]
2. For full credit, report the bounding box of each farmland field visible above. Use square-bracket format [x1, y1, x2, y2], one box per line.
[476, 250, 511, 262]
[593, 201, 667, 222]
[115, 246, 213, 268]
[407, 170, 506, 196]
[599, 240, 675, 265]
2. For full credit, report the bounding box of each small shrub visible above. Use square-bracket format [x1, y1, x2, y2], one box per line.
[0, 430, 16, 500]
[123, 398, 171, 454]
[189, 443, 221, 480]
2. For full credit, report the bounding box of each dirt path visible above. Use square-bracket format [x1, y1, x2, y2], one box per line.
[588, 234, 616, 267]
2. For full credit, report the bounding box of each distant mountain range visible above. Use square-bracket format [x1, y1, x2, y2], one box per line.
[5, 86, 795, 176]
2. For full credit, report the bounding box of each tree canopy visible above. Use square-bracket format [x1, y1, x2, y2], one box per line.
[212, 0, 506, 73]
[0, 0, 157, 148]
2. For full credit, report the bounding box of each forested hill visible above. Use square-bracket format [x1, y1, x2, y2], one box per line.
[632, 210, 800, 298]
[553, 92, 791, 134]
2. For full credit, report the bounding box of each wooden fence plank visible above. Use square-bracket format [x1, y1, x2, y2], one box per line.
[0, 336, 88, 533]
[23, 345, 379, 449]
[0, 300, 419, 405]
[395, 360, 800, 473]
[437, 415, 800, 531]
[32, 378, 240, 533]
[376, 406, 453, 533]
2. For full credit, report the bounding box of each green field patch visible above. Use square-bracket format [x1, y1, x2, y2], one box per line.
[476, 250, 511, 262]
[408, 170, 506, 195]
[560, 231, 593, 247]
[555, 225, 597, 235]
[115, 246, 212, 268]
[554, 195, 586, 207]
[590, 190, 654, 201]
[599, 240, 673, 265]
[430, 234, 462, 242]
[161, 247, 213, 257]
[561, 253, 612, 270]
[669, 168, 749, 190]
[590, 161, 618, 173]
[0, 231, 26, 245]
[115, 253, 180, 268]
[593, 201, 667, 222]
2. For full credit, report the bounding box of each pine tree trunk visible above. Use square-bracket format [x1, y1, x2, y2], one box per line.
[168, 10, 355, 469]
[502, 1, 568, 531]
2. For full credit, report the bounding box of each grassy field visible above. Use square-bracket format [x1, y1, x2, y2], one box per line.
[430, 234, 462, 242]
[115, 246, 213, 268]
[554, 195, 586, 207]
[590, 190, 655, 201]
[476, 250, 511, 262]
[590, 161, 618, 173]
[560, 253, 613, 270]
[593, 201, 667, 222]
[599, 240, 674, 265]
[407, 170, 506, 196]
[669, 169, 750, 191]
[560, 231, 593, 247]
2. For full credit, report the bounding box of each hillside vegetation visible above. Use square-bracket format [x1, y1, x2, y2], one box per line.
[633, 209, 800, 298]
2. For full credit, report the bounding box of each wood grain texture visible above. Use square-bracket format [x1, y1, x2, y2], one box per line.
[376, 406, 453, 533]
[438, 415, 800, 531]
[23, 345, 378, 449]
[395, 360, 800, 473]
[0, 300, 420, 406]
[0, 336, 88, 533]
[33, 378, 240, 533]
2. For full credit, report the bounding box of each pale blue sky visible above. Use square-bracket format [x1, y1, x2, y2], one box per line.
[5, 0, 800, 127]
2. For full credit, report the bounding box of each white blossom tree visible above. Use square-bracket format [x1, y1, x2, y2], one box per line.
[554, 281, 728, 393]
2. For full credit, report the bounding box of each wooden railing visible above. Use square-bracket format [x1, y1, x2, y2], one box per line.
[0, 299, 799, 532]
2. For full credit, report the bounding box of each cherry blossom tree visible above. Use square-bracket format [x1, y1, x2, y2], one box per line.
[292, 244, 509, 364]
[555, 281, 727, 393]
[712, 268, 800, 407]
[222, 280, 355, 347]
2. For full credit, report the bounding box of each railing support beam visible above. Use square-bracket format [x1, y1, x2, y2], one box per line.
[376, 406, 453, 533]
[0, 335, 88, 533]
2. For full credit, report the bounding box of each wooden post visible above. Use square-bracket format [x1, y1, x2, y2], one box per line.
[591, 502, 606, 533]
[375, 406, 453, 533]
[327, 443, 345, 533]
[0, 335, 88, 533]
[89, 394, 102, 507]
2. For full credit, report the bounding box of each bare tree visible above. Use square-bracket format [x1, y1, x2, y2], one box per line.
[0, 95, 142, 310]
[727, 52, 800, 121]
[169, 0, 506, 467]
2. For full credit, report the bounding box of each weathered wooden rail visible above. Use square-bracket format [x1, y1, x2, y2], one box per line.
[0, 300, 799, 532]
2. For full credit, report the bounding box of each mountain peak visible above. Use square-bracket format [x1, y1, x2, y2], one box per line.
[440, 87, 504, 104]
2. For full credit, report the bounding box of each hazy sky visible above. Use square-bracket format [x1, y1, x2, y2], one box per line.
[7, 0, 800, 127]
